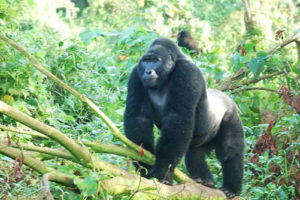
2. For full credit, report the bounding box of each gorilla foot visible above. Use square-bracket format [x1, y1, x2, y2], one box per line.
[194, 178, 215, 188]
[149, 166, 174, 185]
[160, 179, 172, 185]
[220, 187, 238, 199]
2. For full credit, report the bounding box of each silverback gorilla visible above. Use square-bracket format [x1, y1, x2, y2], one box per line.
[124, 38, 244, 198]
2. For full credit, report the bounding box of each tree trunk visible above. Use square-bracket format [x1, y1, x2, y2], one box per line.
[243, 0, 255, 33]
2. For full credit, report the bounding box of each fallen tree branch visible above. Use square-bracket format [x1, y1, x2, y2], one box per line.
[0, 100, 92, 165]
[0, 126, 153, 165]
[98, 177, 226, 199]
[41, 174, 55, 200]
[0, 143, 226, 199]
[2, 141, 76, 161]
[0, 124, 48, 138]
[84, 141, 154, 165]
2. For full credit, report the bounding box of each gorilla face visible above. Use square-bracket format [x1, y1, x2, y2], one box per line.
[137, 45, 175, 89]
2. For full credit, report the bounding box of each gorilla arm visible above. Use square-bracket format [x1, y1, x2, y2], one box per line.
[124, 67, 155, 176]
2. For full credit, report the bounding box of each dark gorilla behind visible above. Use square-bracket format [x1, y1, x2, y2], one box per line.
[177, 30, 201, 55]
[124, 37, 244, 198]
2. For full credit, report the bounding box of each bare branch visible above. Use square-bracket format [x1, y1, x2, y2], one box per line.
[219, 68, 247, 91]
[231, 87, 280, 94]
[227, 71, 284, 91]
[268, 32, 300, 54]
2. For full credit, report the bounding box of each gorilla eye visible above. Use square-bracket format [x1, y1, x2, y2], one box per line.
[142, 53, 162, 62]
[144, 57, 160, 62]
[153, 57, 161, 62]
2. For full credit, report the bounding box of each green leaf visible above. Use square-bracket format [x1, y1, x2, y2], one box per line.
[244, 43, 255, 54]
[239, 55, 249, 64]
[79, 29, 104, 44]
[233, 52, 240, 72]
[27, 98, 38, 107]
[247, 57, 265, 78]
[75, 176, 98, 197]
[58, 41, 64, 47]
[256, 51, 268, 58]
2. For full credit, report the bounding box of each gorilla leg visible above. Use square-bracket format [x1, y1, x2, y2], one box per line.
[185, 146, 215, 187]
[215, 113, 244, 198]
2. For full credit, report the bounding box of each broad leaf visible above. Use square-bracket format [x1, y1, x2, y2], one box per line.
[247, 57, 265, 78]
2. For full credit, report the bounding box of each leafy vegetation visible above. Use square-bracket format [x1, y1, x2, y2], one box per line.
[0, 0, 299, 199]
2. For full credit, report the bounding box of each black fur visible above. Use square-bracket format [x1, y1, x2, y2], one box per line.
[177, 30, 201, 54]
[124, 37, 244, 198]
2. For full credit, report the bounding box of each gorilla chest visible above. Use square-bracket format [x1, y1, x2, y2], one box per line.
[148, 87, 168, 126]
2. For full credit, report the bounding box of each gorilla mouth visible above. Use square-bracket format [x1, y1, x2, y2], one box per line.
[143, 77, 158, 88]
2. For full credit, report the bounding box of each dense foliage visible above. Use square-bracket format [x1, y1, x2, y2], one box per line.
[0, 0, 299, 199]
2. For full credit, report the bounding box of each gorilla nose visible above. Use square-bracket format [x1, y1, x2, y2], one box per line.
[145, 69, 154, 75]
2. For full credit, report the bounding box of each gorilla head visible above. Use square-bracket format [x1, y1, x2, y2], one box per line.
[137, 38, 181, 89]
